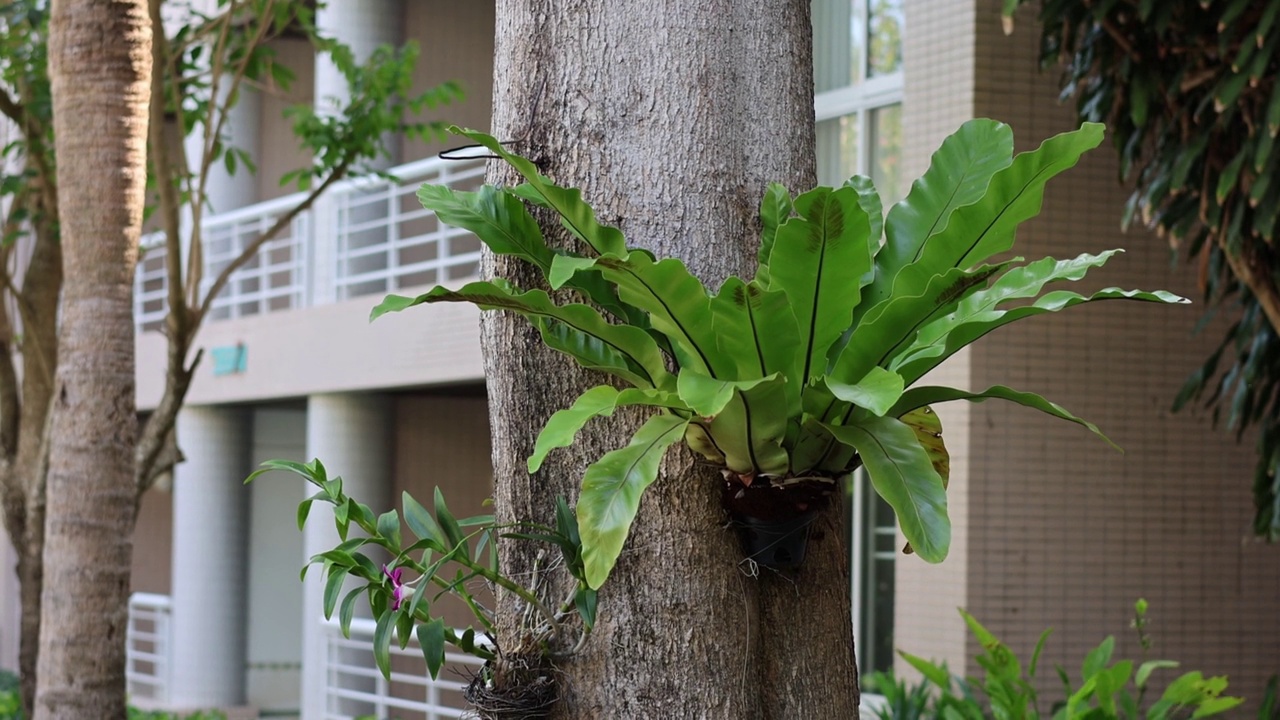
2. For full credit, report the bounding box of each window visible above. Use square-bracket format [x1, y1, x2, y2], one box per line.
[811, 0, 904, 680]
[849, 470, 898, 675]
[813, 0, 904, 195]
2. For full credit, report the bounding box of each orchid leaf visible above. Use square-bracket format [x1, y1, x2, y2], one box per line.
[890, 384, 1119, 451]
[578, 413, 690, 588]
[756, 183, 793, 287]
[710, 277, 803, 413]
[418, 618, 446, 679]
[373, 281, 671, 389]
[373, 611, 393, 679]
[453, 127, 627, 256]
[823, 414, 950, 562]
[824, 366, 904, 417]
[529, 386, 687, 472]
[859, 119, 1014, 318]
[768, 186, 873, 385]
[416, 184, 553, 273]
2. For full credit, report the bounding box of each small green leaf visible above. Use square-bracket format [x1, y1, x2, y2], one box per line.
[578, 413, 690, 588]
[403, 491, 445, 547]
[434, 487, 464, 549]
[898, 649, 953, 689]
[418, 618, 447, 679]
[338, 586, 363, 637]
[296, 498, 314, 531]
[373, 611, 394, 679]
[824, 366, 904, 416]
[1081, 635, 1115, 679]
[323, 567, 345, 619]
[376, 509, 401, 548]
[575, 587, 598, 629]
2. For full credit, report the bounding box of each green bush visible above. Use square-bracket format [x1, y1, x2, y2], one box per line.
[874, 601, 1253, 720]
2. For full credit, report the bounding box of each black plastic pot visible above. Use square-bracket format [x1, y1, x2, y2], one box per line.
[733, 510, 818, 569]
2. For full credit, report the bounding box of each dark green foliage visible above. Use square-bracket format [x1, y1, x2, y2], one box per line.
[1005, 0, 1280, 540]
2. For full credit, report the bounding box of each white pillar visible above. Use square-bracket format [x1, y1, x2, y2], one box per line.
[170, 406, 251, 708]
[185, 81, 262, 215]
[315, 0, 403, 167]
[300, 394, 392, 720]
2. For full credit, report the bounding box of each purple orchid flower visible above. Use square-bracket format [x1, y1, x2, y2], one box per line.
[382, 564, 410, 610]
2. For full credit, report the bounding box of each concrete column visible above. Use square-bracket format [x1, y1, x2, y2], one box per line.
[315, 0, 403, 167]
[300, 394, 392, 720]
[169, 406, 252, 708]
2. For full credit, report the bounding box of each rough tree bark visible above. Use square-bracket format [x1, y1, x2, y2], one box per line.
[34, 0, 151, 716]
[484, 1, 859, 717]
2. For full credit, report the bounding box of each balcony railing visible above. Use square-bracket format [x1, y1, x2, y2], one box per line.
[133, 155, 487, 332]
[322, 617, 484, 720]
[125, 592, 172, 706]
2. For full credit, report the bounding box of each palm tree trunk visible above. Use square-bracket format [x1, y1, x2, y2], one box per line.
[34, 0, 151, 716]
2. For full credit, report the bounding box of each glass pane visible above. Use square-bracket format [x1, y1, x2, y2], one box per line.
[816, 113, 859, 187]
[812, 0, 863, 93]
[868, 0, 904, 77]
[870, 104, 904, 206]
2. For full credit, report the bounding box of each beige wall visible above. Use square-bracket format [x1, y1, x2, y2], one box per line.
[135, 283, 484, 410]
[132, 487, 175, 595]
[894, 0, 979, 678]
[899, 0, 1280, 707]
[400, 1, 496, 163]
[392, 391, 494, 630]
[257, 37, 317, 202]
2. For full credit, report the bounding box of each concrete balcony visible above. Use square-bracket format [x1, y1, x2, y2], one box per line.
[133, 156, 489, 410]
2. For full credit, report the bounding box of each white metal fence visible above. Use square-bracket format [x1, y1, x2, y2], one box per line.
[322, 617, 484, 720]
[331, 157, 487, 301]
[133, 156, 487, 331]
[126, 592, 172, 705]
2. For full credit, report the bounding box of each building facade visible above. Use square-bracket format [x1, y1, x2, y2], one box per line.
[0, 0, 1276, 718]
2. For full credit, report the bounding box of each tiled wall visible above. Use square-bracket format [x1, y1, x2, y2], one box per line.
[898, 0, 1280, 706]
[894, 0, 980, 679]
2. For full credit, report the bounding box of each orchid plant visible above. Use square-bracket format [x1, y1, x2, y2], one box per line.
[373, 119, 1186, 590]
[248, 459, 595, 680]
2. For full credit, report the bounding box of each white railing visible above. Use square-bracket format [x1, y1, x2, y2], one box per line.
[331, 157, 486, 300]
[200, 193, 312, 322]
[133, 155, 487, 331]
[126, 592, 172, 705]
[322, 617, 485, 720]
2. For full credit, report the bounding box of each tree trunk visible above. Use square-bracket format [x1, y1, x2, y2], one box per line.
[35, 0, 151, 716]
[484, 1, 859, 717]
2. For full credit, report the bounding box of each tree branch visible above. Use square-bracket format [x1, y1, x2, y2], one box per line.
[148, 0, 191, 342]
[0, 87, 25, 128]
[197, 161, 350, 321]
